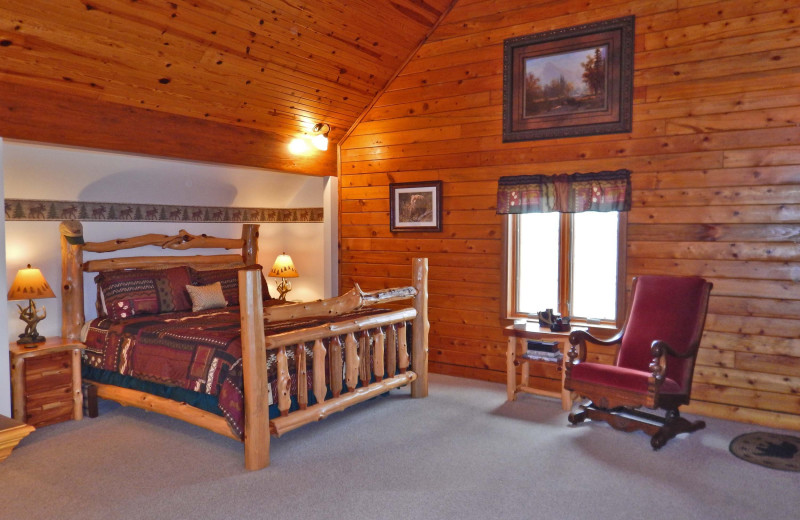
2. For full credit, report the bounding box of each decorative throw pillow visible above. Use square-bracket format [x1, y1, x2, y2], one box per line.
[191, 265, 272, 306]
[95, 266, 193, 320]
[185, 282, 228, 312]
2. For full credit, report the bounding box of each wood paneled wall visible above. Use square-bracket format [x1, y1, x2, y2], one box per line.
[340, 0, 800, 429]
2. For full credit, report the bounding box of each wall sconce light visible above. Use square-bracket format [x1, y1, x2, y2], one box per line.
[7, 264, 56, 346]
[287, 123, 331, 154]
[288, 138, 310, 155]
[311, 123, 331, 151]
[268, 253, 299, 301]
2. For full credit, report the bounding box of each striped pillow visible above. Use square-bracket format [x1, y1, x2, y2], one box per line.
[95, 266, 193, 320]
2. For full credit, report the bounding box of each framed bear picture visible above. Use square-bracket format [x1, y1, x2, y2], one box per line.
[389, 181, 443, 232]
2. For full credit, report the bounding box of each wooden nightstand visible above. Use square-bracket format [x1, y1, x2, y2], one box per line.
[10, 337, 85, 427]
[504, 324, 578, 411]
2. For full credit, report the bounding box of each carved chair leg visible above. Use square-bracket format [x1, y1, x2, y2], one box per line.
[568, 401, 591, 425]
[568, 410, 588, 425]
[650, 409, 706, 450]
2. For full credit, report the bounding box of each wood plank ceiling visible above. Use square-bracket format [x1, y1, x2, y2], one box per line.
[0, 0, 453, 175]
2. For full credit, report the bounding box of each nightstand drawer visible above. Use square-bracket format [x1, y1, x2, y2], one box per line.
[24, 351, 72, 393]
[26, 384, 72, 406]
[25, 388, 74, 427]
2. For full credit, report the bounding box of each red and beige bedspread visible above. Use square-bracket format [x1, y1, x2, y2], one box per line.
[83, 306, 387, 438]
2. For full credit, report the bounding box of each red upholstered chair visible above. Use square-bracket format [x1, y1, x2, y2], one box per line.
[564, 275, 712, 449]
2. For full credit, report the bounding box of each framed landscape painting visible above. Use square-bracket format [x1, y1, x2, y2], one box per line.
[389, 181, 442, 232]
[503, 16, 634, 142]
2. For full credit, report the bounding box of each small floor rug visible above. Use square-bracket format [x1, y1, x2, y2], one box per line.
[729, 432, 800, 472]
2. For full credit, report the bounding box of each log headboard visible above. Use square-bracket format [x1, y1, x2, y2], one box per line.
[59, 220, 260, 340]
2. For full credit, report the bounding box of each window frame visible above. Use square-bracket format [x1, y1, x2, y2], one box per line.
[503, 211, 627, 328]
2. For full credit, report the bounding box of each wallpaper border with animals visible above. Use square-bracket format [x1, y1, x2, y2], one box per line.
[5, 199, 323, 223]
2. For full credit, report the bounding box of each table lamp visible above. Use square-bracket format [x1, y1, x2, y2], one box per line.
[268, 253, 299, 301]
[7, 264, 56, 346]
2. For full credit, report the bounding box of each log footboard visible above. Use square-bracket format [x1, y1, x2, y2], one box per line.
[239, 258, 429, 470]
[271, 372, 416, 437]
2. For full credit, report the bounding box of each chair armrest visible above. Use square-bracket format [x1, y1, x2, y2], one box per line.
[566, 330, 588, 365]
[650, 339, 693, 359]
[648, 339, 691, 393]
[570, 329, 623, 348]
[566, 329, 622, 366]
[649, 339, 695, 386]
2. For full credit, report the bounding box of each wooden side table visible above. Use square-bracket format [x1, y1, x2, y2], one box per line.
[504, 324, 578, 411]
[10, 337, 85, 427]
[0, 415, 35, 462]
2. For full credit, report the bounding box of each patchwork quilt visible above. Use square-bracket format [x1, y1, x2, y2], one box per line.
[82, 306, 388, 438]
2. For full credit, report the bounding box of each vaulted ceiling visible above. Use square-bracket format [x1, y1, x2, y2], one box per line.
[0, 0, 454, 176]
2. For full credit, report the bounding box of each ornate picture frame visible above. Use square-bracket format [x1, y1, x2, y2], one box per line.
[503, 16, 635, 142]
[389, 181, 443, 232]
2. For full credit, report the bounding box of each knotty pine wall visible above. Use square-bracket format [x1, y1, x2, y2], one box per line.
[339, 0, 800, 429]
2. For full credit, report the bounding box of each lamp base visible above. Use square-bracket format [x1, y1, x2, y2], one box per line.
[275, 278, 292, 301]
[16, 298, 48, 347]
[17, 334, 46, 347]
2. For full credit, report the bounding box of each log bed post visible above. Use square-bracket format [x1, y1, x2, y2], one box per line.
[411, 258, 429, 398]
[59, 220, 85, 340]
[241, 224, 259, 265]
[239, 269, 270, 470]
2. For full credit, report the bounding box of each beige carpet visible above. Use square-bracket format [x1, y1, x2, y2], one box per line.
[2, 374, 798, 520]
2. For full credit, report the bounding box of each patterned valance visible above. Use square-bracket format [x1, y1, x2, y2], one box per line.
[496, 169, 631, 214]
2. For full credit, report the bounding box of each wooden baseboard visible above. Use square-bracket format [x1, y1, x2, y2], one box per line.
[684, 400, 800, 432]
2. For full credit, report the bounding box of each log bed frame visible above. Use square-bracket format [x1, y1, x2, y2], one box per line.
[59, 220, 429, 470]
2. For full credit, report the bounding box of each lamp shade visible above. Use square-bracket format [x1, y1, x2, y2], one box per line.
[311, 133, 328, 151]
[268, 254, 299, 278]
[311, 122, 330, 151]
[7, 265, 56, 301]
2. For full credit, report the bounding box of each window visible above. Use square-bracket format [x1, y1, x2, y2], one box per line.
[507, 211, 626, 326]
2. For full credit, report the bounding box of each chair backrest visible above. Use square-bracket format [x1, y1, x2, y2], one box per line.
[617, 275, 712, 393]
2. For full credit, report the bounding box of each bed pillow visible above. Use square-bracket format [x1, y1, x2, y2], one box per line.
[191, 265, 272, 305]
[95, 266, 193, 320]
[185, 282, 228, 312]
